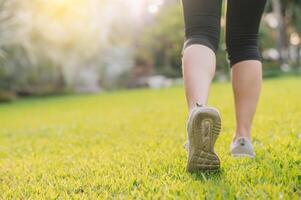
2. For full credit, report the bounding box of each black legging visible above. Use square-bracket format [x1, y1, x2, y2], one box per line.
[182, 0, 267, 66]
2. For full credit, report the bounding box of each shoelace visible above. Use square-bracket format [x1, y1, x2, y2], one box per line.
[238, 138, 246, 146]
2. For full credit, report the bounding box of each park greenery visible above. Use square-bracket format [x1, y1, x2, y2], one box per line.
[0, 1, 300, 198]
[0, 0, 300, 101]
[139, 0, 301, 77]
[0, 77, 300, 198]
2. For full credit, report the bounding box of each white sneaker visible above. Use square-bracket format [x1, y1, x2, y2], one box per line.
[185, 105, 222, 172]
[230, 137, 255, 158]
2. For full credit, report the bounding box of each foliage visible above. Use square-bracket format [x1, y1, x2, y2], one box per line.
[0, 78, 300, 198]
[284, 0, 301, 33]
[138, 4, 184, 78]
[0, 0, 136, 97]
[0, 0, 301, 97]
[138, 1, 301, 78]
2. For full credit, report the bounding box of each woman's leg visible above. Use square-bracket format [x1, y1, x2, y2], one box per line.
[182, 45, 216, 112]
[231, 61, 262, 140]
[182, 0, 222, 113]
[226, 0, 267, 141]
[182, 0, 223, 172]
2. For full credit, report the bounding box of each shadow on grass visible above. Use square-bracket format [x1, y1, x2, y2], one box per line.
[189, 169, 224, 182]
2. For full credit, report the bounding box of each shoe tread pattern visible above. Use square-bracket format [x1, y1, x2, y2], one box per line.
[186, 108, 221, 172]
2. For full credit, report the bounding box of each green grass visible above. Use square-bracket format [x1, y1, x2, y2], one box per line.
[0, 77, 300, 199]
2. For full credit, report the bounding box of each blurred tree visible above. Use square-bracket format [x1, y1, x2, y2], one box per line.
[267, 0, 301, 69]
[286, 0, 301, 68]
[0, 0, 67, 97]
[0, 0, 29, 100]
[138, 4, 184, 78]
[272, 0, 288, 68]
[0, 0, 123, 98]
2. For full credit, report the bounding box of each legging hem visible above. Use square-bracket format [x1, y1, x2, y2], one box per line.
[230, 56, 262, 67]
[182, 37, 217, 55]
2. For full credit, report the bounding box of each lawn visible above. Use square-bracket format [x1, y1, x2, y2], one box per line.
[0, 77, 300, 199]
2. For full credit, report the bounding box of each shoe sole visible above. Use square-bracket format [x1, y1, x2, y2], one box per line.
[186, 108, 221, 173]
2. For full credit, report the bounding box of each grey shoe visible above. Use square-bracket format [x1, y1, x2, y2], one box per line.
[185, 105, 221, 173]
[230, 137, 255, 158]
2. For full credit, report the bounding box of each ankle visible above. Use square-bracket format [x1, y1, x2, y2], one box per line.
[188, 103, 205, 116]
[233, 132, 251, 142]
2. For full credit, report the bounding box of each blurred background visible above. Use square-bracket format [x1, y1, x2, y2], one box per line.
[0, 0, 300, 102]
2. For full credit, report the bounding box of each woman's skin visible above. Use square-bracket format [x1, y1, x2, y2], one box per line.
[182, 44, 262, 141]
[231, 60, 262, 141]
[182, 45, 216, 112]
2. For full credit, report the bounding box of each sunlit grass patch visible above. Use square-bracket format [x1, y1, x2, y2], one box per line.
[0, 77, 300, 199]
